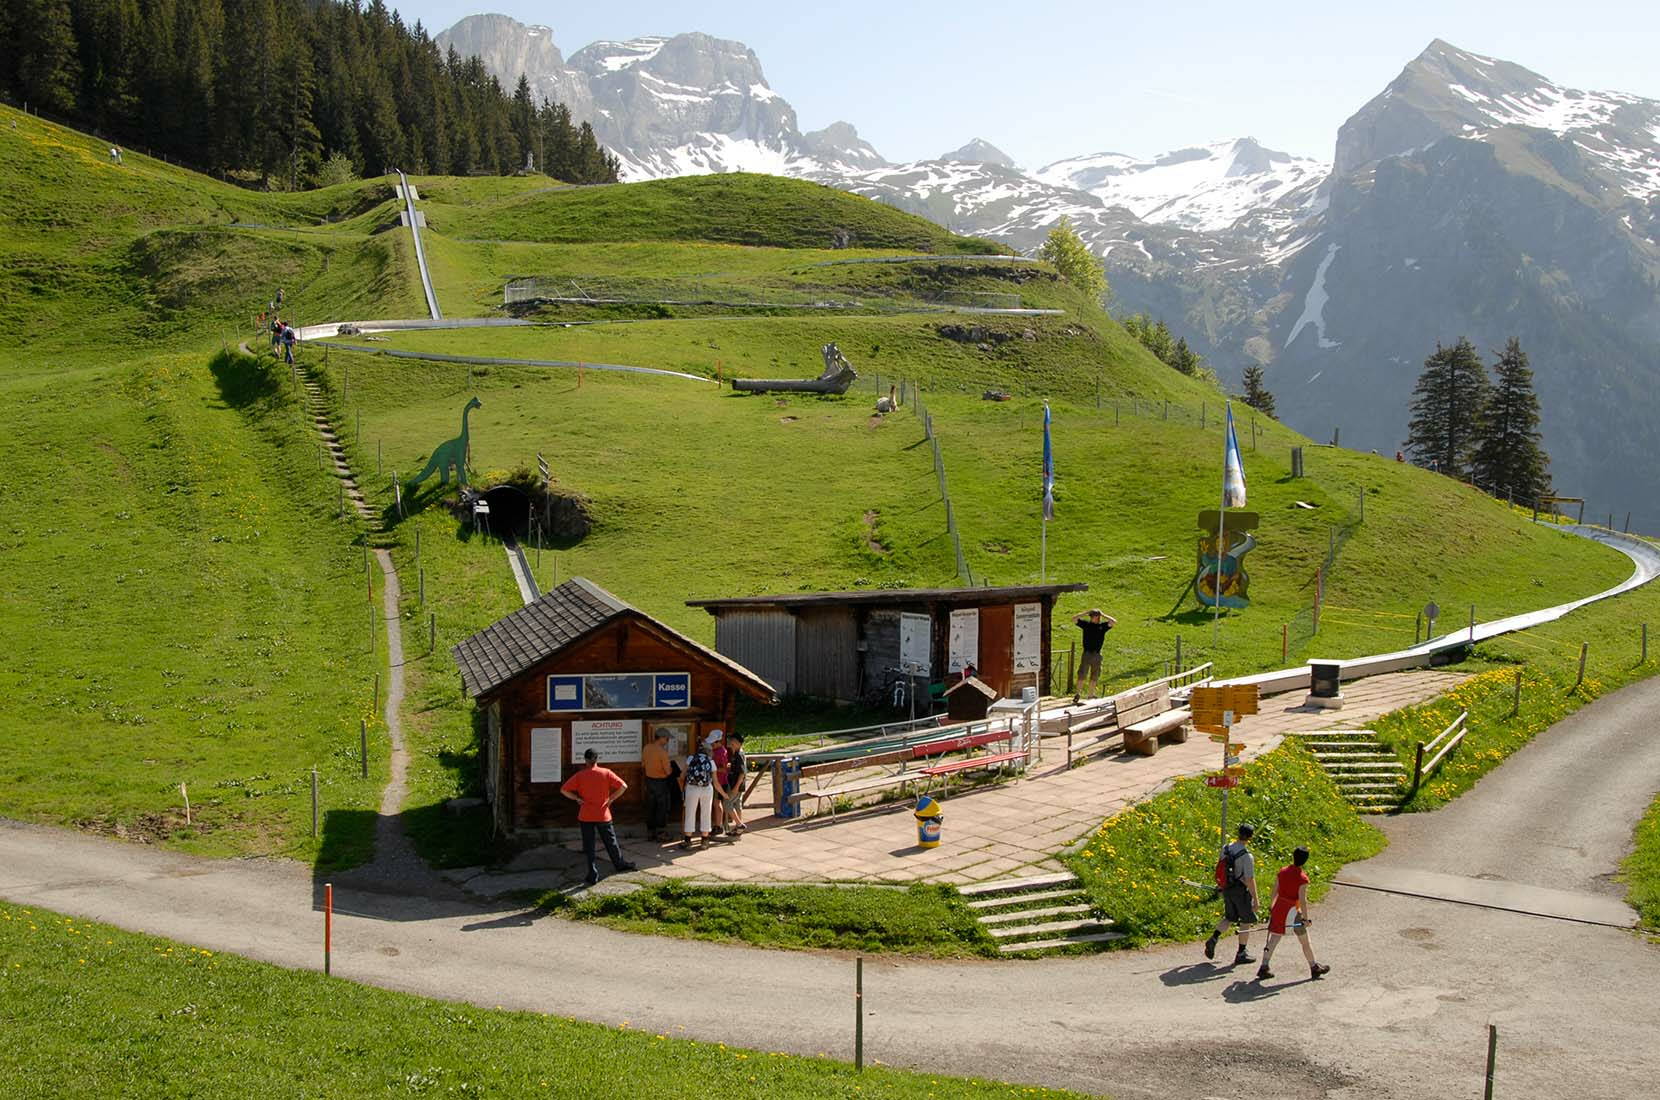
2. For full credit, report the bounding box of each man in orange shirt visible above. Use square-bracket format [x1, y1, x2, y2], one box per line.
[560, 749, 639, 886]
[641, 728, 676, 841]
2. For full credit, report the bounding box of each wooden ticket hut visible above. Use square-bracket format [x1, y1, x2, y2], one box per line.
[452, 577, 777, 837]
[686, 583, 1087, 704]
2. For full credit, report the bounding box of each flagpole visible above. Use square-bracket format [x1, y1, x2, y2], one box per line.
[1213, 406, 1230, 644]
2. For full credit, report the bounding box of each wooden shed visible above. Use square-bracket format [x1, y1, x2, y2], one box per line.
[686, 583, 1087, 705]
[452, 577, 777, 837]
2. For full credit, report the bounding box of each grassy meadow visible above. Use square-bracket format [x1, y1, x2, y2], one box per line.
[0, 900, 1087, 1100]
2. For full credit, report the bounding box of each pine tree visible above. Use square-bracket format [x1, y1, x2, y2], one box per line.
[1404, 337, 1490, 479]
[1038, 216, 1108, 302]
[15, 0, 82, 114]
[1471, 338, 1551, 504]
[1241, 364, 1276, 417]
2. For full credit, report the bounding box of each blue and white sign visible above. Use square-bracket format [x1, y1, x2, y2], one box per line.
[546, 672, 692, 713]
[653, 673, 691, 709]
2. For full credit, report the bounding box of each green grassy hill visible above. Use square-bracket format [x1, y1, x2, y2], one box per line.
[0, 101, 1642, 867]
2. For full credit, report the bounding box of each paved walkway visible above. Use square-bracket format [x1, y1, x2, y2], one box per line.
[455, 669, 1467, 898]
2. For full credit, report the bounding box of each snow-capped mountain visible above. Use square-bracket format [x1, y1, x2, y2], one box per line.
[1036, 138, 1328, 234]
[434, 16, 884, 179]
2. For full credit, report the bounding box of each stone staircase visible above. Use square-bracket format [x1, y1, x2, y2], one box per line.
[958, 871, 1123, 954]
[1294, 730, 1404, 814]
[296, 364, 379, 533]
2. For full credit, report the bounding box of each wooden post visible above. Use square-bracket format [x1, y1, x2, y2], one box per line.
[360, 719, 368, 779]
[1163, 399, 1168, 420]
[1469, 605, 1476, 644]
[1314, 569, 1323, 632]
[1115, 402, 1119, 427]
[1484, 1024, 1497, 1100]
[1574, 642, 1588, 691]
[374, 672, 380, 716]
[1358, 489, 1364, 522]
[368, 602, 375, 653]
[1625, 512, 1632, 533]
[429, 613, 436, 654]
[1609, 512, 1615, 530]
[1511, 667, 1522, 717]
[1175, 634, 1183, 674]
[416, 528, 422, 572]
[1251, 415, 1257, 450]
[377, 439, 382, 476]
[419, 567, 425, 606]
[1281, 623, 1288, 662]
[180, 783, 191, 826]
[1643, 623, 1649, 664]
[1412, 741, 1425, 791]
[310, 766, 319, 837]
[854, 956, 864, 1071]
[324, 882, 333, 977]
[1415, 612, 1423, 644]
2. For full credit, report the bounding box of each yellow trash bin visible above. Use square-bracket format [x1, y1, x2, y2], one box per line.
[913, 795, 943, 848]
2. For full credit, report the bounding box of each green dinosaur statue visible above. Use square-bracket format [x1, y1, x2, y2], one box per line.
[407, 396, 481, 493]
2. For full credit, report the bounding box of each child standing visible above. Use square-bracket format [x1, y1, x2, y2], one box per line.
[1258, 846, 1331, 981]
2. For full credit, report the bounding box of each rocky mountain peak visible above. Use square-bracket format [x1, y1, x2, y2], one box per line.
[438, 13, 568, 77]
[801, 121, 888, 170]
[940, 139, 1017, 169]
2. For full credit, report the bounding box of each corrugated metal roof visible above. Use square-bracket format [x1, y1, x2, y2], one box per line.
[451, 577, 776, 702]
[686, 582, 1088, 612]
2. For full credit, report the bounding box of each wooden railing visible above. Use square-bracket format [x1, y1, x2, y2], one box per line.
[1413, 710, 1468, 789]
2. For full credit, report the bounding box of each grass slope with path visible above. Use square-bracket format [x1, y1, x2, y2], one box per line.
[0, 900, 1086, 1100]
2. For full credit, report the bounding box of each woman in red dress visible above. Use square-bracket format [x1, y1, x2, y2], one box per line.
[1257, 846, 1331, 981]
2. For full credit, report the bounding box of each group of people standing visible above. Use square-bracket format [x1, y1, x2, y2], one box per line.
[642, 728, 747, 848]
[558, 729, 749, 887]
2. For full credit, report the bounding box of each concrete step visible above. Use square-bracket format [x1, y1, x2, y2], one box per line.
[998, 930, 1126, 954]
[958, 872, 1079, 897]
[965, 888, 1084, 910]
[977, 904, 1094, 925]
[1321, 758, 1402, 768]
[988, 917, 1112, 940]
[1306, 740, 1384, 748]
[1331, 771, 1405, 780]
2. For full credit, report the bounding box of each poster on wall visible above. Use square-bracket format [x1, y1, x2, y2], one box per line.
[570, 718, 643, 763]
[546, 672, 691, 711]
[529, 727, 562, 783]
[899, 612, 931, 676]
[1013, 603, 1042, 674]
[948, 608, 979, 675]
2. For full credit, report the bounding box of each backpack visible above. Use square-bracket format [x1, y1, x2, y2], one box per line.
[1214, 844, 1243, 889]
[685, 751, 713, 787]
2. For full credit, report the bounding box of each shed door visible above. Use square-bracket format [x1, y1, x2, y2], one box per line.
[715, 609, 796, 695]
[794, 608, 859, 702]
[977, 604, 1014, 698]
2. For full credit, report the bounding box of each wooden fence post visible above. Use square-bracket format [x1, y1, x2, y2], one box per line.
[1643, 623, 1649, 664]
[1415, 612, 1423, 645]
[1175, 634, 1183, 674]
[1574, 643, 1588, 691]
[429, 613, 436, 655]
[1281, 623, 1288, 662]
[1469, 605, 1476, 644]
[1412, 741, 1425, 791]
[1511, 667, 1522, 717]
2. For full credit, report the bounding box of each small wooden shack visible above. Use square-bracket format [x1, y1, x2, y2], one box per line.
[686, 583, 1087, 704]
[452, 577, 777, 836]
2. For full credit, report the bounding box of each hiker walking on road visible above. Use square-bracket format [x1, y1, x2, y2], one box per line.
[1204, 822, 1259, 965]
[1258, 846, 1330, 981]
[560, 749, 638, 886]
[1073, 608, 1116, 699]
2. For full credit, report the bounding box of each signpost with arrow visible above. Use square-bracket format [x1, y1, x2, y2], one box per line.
[1190, 684, 1260, 840]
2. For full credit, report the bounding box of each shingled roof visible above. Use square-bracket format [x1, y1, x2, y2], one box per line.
[451, 577, 776, 702]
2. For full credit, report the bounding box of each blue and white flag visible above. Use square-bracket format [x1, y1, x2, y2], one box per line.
[1223, 403, 1247, 508]
[1042, 403, 1055, 521]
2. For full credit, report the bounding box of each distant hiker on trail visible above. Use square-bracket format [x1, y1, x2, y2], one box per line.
[560, 748, 638, 886]
[1258, 846, 1330, 981]
[641, 727, 675, 841]
[721, 731, 747, 838]
[1072, 608, 1116, 700]
[270, 317, 282, 349]
[275, 287, 284, 307]
[681, 734, 719, 848]
[1204, 822, 1259, 966]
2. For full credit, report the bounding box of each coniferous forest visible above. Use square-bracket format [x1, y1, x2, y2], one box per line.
[0, 0, 620, 187]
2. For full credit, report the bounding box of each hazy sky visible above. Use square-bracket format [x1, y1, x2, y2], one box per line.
[394, 1, 1660, 168]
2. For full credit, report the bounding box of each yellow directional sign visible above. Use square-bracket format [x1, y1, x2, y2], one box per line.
[1208, 733, 1229, 743]
[1225, 765, 1246, 777]
[1227, 742, 1246, 754]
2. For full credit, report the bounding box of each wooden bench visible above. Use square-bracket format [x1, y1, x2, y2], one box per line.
[910, 728, 1012, 760]
[919, 746, 1027, 794]
[1112, 686, 1191, 756]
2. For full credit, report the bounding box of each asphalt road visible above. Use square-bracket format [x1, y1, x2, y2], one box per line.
[5, 677, 1660, 1099]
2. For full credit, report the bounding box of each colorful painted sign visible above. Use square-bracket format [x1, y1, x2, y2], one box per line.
[1205, 775, 1240, 789]
[1195, 509, 1260, 610]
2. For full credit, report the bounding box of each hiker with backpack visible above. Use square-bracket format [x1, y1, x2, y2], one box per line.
[1204, 822, 1260, 966]
[680, 731, 725, 848]
[1257, 846, 1330, 981]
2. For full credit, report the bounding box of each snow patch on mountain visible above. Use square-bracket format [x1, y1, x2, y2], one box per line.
[1036, 139, 1329, 233]
[1286, 242, 1342, 350]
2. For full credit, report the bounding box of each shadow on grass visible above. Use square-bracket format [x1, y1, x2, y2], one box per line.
[208, 347, 284, 411]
